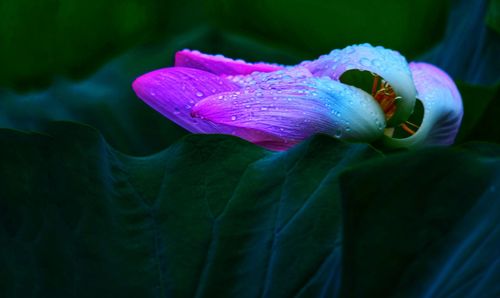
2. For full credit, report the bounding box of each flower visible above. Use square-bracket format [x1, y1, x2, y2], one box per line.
[132, 44, 463, 150]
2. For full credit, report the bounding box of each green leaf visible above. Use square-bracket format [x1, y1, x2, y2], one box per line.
[205, 0, 449, 58]
[0, 122, 379, 297]
[340, 143, 500, 297]
[1, 122, 499, 297]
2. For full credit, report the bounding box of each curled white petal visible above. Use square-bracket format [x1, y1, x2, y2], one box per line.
[384, 62, 463, 148]
[302, 43, 417, 126]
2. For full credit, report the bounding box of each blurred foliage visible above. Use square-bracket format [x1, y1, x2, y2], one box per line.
[487, 0, 500, 33]
[421, 0, 500, 85]
[0, 0, 206, 89]
[205, 0, 449, 59]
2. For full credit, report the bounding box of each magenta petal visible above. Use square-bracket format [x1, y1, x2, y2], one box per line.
[175, 49, 284, 76]
[132, 67, 241, 133]
[191, 73, 386, 150]
[224, 66, 314, 88]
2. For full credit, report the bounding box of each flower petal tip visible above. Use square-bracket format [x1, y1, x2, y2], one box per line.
[132, 67, 240, 134]
[174, 49, 284, 75]
[383, 62, 463, 148]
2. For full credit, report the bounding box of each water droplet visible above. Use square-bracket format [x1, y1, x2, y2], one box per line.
[345, 46, 355, 54]
[360, 58, 371, 67]
[196, 91, 204, 97]
[231, 116, 237, 121]
[174, 108, 180, 115]
[334, 130, 343, 138]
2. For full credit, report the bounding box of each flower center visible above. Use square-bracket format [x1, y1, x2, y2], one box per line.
[371, 75, 397, 119]
[371, 74, 417, 135]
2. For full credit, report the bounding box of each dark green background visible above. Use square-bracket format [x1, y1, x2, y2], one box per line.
[0, 0, 499, 297]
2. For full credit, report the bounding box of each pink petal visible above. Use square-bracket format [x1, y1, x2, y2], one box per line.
[132, 67, 241, 133]
[175, 49, 284, 76]
[191, 70, 386, 150]
[224, 66, 314, 88]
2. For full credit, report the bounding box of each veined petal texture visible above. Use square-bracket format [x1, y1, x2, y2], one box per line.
[192, 68, 386, 150]
[132, 67, 240, 133]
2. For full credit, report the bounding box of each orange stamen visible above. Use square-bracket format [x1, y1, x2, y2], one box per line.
[371, 75, 379, 95]
[371, 74, 420, 135]
[371, 78, 397, 120]
[401, 123, 416, 135]
[405, 121, 420, 129]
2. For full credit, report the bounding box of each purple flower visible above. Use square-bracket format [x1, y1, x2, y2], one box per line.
[132, 44, 463, 150]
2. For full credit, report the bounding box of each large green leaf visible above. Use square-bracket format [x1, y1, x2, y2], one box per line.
[340, 143, 500, 297]
[1, 122, 499, 297]
[0, 122, 379, 297]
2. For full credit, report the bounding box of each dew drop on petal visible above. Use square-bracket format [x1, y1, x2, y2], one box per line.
[231, 116, 237, 121]
[196, 91, 204, 97]
[372, 59, 382, 67]
[360, 58, 371, 67]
